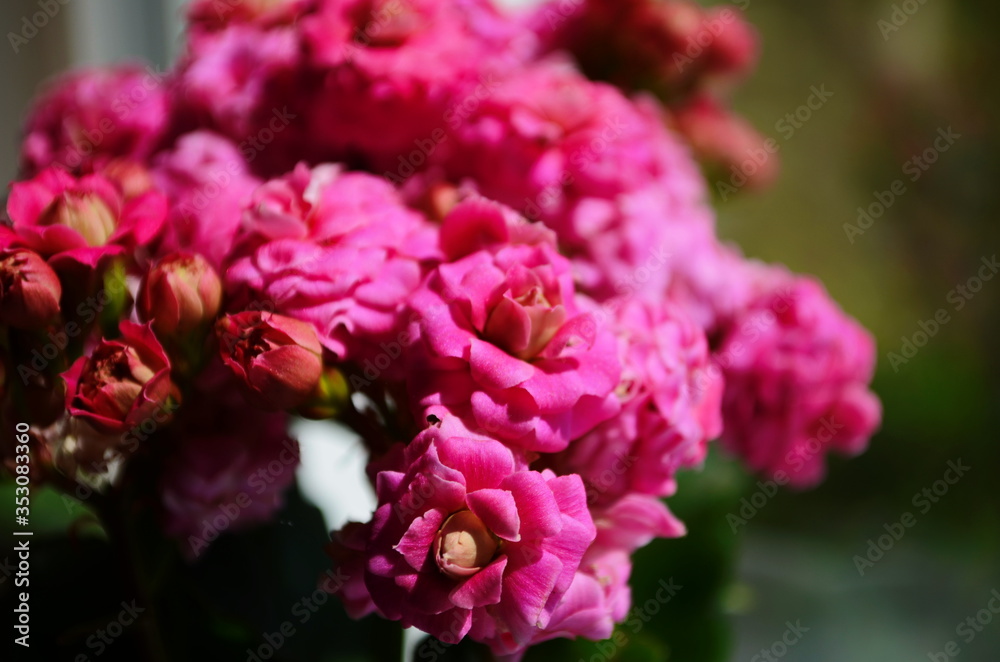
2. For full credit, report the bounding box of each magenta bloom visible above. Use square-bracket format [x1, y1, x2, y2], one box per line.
[554, 298, 722, 505]
[348, 428, 595, 654]
[717, 269, 882, 486]
[62, 321, 179, 436]
[409, 200, 621, 453]
[518, 495, 685, 652]
[20, 64, 170, 176]
[299, 0, 525, 171]
[151, 131, 262, 271]
[159, 398, 299, 558]
[4, 167, 166, 268]
[441, 62, 714, 302]
[226, 164, 438, 365]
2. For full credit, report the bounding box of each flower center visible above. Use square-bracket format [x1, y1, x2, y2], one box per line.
[433, 510, 498, 579]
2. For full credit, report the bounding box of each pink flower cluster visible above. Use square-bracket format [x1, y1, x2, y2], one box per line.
[0, 0, 880, 658]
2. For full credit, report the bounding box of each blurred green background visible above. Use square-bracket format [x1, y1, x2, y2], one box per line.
[1, 0, 998, 660]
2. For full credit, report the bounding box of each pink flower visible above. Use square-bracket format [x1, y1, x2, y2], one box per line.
[0, 246, 62, 329]
[4, 167, 166, 268]
[514, 495, 685, 654]
[441, 62, 714, 302]
[20, 64, 170, 176]
[716, 268, 882, 487]
[299, 0, 527, 171]
[340, 428, 595, 655]
[138, 253, 223, 338]
[159, 397, 299, 558]
[409, 200, 621, 453]
[62, 321, 179, 435]
[172, 24, 307, 174]
[226, 164, 438, 366]
[215, 311, 323, 410]
[553, 298, 722, 505]
[151, 131, 262, 271]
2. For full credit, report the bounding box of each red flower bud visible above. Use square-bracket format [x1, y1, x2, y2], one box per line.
[216, 312, 323, 410]
[62, 321, 179, 435]
[0, 247, 62, 329]
[138, 253, 223, 337]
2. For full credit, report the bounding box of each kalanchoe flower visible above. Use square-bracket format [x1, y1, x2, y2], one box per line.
[409, 200, 621, 452]
[516, 495, 685, 652]
[151, 131, 262, 271]
[332, 428, 595, 655]
[216, 311, 323, 410]
[3, 167, 166, 268]
[62, 321, 179, 435]
[159, 394, 299, 559]
[0, 247, 62, 329]
[299, 0, 528, 171]
[138, 253, 223, 338]
[717, 267, 882, 487]
[552, 299, 723, 505]
[440, 62, 716, 303]
[172, 23, 306, 175]
[226, 164, 439, 367]
[19, 64, 170, 176]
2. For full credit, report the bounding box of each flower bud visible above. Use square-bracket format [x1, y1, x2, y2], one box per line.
[433, 510, 499, 579]
[216, 312, 323, 410]
[38, 191, 118, 247]
[62, 321, 179, 435]
[0, 247, 62, 329]
[138, 253, 223, 337]
[100, 159, 156, 200]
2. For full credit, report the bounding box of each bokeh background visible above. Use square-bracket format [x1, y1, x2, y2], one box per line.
[1, 0, 997, 660]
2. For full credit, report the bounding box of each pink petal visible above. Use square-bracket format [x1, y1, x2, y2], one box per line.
[466, 489, 520, 542]
[449, 556, 507, 609]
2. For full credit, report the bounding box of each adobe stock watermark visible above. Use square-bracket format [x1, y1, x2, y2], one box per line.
[245, 568, 349, 662]
[384, 73, 502, 186]
[575, 578, 683, 662]
[48, 65, 169, 172]
[726, 418, 844, 533]
[673, 8, 745, 73]
[928, 588, 1000, 661]
[72, 601, 146, 661]
[853, 458, 969, 576]
[844, 126, 960, 243]
[16, 268, 129, 386]
[886, 254, 997, 372]
[520, 114, 628, 221]
[749, 620, 810, 662]
[186, 437, 301, 557]
[716, 85, 834, 201]
[62, 400, 182, 513]
[878, 0, 932, 41]
[7, 0, 72, 54]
